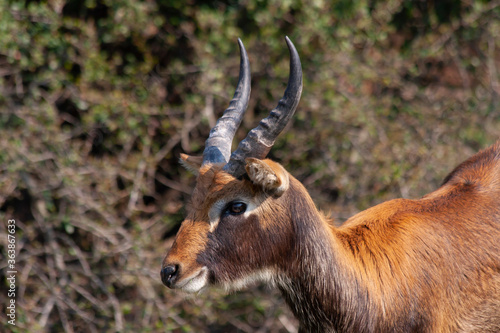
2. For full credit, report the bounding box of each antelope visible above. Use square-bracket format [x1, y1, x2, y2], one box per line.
[161, 37, 500, 332]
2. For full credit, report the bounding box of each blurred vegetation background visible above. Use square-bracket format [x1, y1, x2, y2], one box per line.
[0, 0, 499, 332]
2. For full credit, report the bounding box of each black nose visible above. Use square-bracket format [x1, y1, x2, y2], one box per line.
[161, 265, 178, 288]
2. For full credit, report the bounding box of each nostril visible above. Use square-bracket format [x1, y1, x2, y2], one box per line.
[161, 264, 179, 288]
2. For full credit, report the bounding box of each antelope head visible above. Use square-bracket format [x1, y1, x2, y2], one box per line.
[161, 37, 303, 293]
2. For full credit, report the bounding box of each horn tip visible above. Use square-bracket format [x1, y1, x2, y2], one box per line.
[237, 38, 248, 60]
[285, 36, 298, 54]
[237, 38, 244, 48]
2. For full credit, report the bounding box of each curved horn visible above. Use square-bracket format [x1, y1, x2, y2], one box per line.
[223, 36, 302, 177]
[202, 38, 251, 165]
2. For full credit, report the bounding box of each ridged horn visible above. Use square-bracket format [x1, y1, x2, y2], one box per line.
[202, 38, 251, 165]
[223, 36, 302, 177]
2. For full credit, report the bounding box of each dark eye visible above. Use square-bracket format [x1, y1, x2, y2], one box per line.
[223, 202, 247, 217]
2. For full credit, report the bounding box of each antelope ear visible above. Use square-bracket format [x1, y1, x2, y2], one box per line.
[245, 158, 289, 197]
[179, 154, 203, 174]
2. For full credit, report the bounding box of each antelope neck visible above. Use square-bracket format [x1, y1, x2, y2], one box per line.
[276, 178, 369, 332]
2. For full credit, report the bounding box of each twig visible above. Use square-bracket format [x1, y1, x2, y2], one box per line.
[118, 134, 139, 164]
[57, 289, 97, 326]
[447, 39, 470, 91]
[154, 132, 181, 163]
[38, 296, 56, 328]
[430, 0, 500, 54]
[204, 94, 216, 128]
[9, 9, 54, 24]
[57, 233, 92, 276]
[278, 314, 299, 333]
[108, 292, 124, 332]
[154, 113, 203, 163]
[228, 316, 255, 333]
[142, 300, 154, 327]
[487, 35, 499, 99]
[181, 107, 194, 152]
[155, 173, 191, 194]
[127, 141, 150, 216]
[56, 299, 74, 333]
[18, 257, 35, 302]
[68, 282, 107, 312]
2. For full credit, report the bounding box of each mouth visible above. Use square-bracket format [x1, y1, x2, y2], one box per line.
[175, 267, 209, 293]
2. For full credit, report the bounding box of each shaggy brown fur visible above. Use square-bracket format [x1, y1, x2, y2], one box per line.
[163, 141, 500, 332]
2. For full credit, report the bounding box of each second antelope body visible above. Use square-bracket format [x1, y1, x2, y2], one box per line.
[161, 38, 500, 332]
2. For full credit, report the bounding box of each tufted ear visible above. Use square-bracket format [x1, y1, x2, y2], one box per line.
[179, 154, 203, 174]
[245, 158, 289, 197]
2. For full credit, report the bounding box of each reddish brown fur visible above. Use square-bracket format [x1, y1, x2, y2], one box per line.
[163, 142, 500, 332]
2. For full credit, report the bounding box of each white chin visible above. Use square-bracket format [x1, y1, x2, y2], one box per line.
[178, 267, 208, 293]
